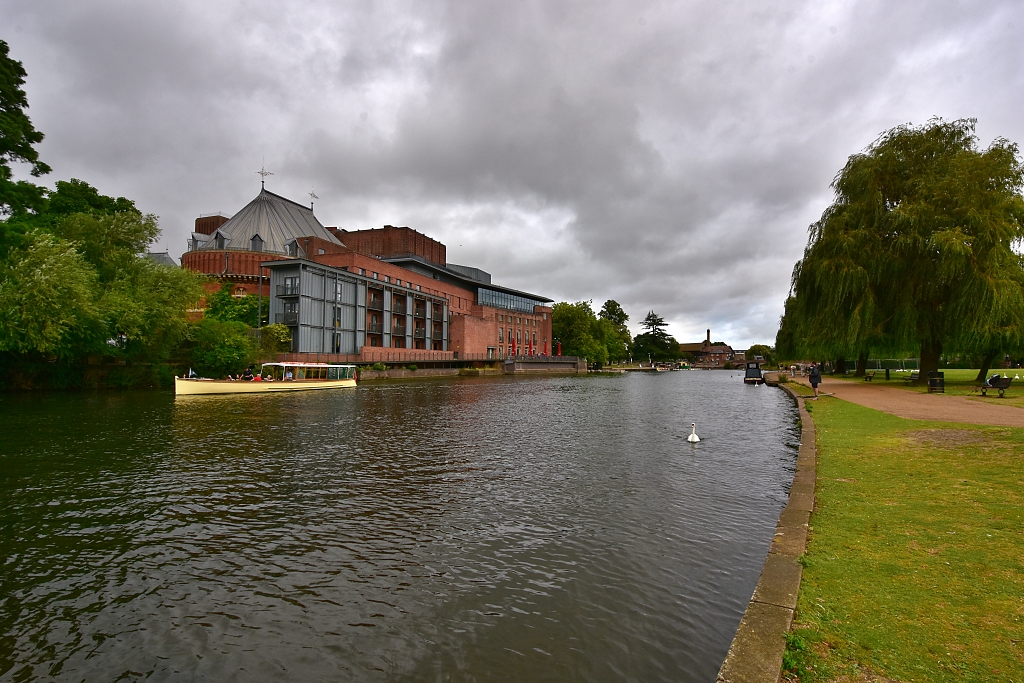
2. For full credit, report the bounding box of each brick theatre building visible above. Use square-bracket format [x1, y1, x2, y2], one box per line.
[181, 188, 553, 361]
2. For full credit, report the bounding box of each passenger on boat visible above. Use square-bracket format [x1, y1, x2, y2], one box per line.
[243, 368, 254, 381]
[253, 373, 262, 381]
[226, 374, 236, 381]
[285, 369, 293, 381]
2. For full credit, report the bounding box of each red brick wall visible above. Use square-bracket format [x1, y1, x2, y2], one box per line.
[329, 225, 446, 266]
[449, 311, 497, 357]
[181, 250, 288, 277]
[453, 305, 553, 357]
[194, 215, 229, 235]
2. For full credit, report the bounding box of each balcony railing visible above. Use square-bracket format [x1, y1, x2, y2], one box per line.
[392, 326, 407, 336]
[277, 284, 299, 296]
[393, 305, 407, 316]
[432, 330, 445, 340]
[367, 324, 383, 334]
[414, 329, 426, 339]
[276, 312, 298, 325]
[367, 299, 384, 311]
[414, 308, 426, 318]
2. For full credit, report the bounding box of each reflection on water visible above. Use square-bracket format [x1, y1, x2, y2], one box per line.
[0, 372, 798, 682]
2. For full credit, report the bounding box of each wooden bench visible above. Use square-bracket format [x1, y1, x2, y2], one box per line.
[903, 372, 920, 385]
[864, 371, 876, 381]
[973, 375, 1013, 398]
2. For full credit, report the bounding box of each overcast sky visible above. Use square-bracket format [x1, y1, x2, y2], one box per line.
[3, 0, 1022, 345]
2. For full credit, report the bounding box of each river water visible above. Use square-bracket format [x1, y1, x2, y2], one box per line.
[0, 371, 798, 682]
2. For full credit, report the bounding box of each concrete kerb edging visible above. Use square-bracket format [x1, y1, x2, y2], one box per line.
[717, 383, 815, 683]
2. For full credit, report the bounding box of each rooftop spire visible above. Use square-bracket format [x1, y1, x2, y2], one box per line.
[256, 160, 274, 189]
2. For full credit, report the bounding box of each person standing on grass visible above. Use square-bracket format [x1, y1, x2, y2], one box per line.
[808, 362, 822, 398]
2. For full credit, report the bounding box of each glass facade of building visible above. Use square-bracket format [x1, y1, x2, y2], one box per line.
[477, 287, 547, 313]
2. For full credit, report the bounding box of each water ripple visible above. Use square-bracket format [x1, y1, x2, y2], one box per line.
[1, 372, 798, 682]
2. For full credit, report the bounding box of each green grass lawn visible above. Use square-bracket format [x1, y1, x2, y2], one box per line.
[784, 397, 1024, 682]
[832, 368, 1024, 409]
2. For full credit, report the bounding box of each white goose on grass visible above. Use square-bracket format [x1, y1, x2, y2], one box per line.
[687, 423, 700, 443]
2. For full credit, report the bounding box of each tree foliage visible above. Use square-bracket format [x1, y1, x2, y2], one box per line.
[552, 300, 607, 365]
[779, 119, 1024, 379]
[745, 343, 775, 366]
[632, 310, 679, 361]
[0, 232, 100, 356]
[187, 318, 256, 378]
[598, 299, 632, 361]
[0, 39, 50, 218]
[260, 323, 292, 355]
[205, 284, 268, 327]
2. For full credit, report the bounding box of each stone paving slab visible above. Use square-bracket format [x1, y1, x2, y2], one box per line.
[787, 490, 815, 512]
[751, 553, 803, 610]
[770, 508, 810, 557]
[716, 601, 794, 683]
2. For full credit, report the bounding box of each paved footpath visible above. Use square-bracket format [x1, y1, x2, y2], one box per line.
[784, 375, 1024, 427]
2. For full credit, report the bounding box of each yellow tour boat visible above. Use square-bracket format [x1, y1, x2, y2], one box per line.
[175, 362, 357, 395]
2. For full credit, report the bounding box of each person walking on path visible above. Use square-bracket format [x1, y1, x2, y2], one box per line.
[808, 362, 822, 398]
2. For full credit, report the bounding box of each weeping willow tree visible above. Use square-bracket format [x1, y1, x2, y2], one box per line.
[779, 119, 1024, 381]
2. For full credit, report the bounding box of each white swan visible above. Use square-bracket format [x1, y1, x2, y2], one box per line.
[687, 423, 700, 443]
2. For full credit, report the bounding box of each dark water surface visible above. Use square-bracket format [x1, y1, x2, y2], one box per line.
[1, 371, 798, 682]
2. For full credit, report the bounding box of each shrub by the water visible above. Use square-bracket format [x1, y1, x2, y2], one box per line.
[187, 318, 256, 378]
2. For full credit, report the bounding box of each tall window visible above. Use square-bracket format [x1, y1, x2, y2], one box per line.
[251, 234, 263, 252]
[498, 327, 503, 342]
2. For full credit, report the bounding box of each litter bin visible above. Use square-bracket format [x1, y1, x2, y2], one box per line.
[927, 371, 944, 393]
[885, 368, 890, 381]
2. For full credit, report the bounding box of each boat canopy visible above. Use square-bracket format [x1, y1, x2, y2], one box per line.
[260, 362, 356, 368]
[260, 362, 356, 380]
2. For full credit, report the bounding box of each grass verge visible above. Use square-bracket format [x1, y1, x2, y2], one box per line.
[783, 397, 1023, 682]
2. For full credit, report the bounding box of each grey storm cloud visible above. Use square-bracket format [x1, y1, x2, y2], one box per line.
[3, 0, 1023, 345]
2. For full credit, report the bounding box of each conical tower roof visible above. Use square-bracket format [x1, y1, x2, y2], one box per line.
[195, 188, 343, 254]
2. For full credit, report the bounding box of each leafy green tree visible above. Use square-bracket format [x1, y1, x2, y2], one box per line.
[187, 318, 256, 378]
[745, 343, 775, 366]
[782, 119, 1024, 380]
[47, 178, 137, 216]
[632, 310, 679, 362]
[599, 300, 628, 326]
[259, 323, 292, 355]
[598, 299, 632, 361]
[99, 258, 205, 360]
[641, 311, 668, 338]
[0, 39, 50, 219]
[633, 332, 679, 362]
[0, 232, 101, 356]
[552, 300, 607, 365]
[50, 211, 159, 283]
[205, 284, 268, 327]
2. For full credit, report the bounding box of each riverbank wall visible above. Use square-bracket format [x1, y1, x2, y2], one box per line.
[0, 359, 181, 390]
[717, 383, 815, 682]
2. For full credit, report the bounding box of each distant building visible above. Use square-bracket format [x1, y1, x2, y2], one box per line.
[146, 251, 178, 267]
[681, 329, 735, 367]
[180, 188, 553, 360]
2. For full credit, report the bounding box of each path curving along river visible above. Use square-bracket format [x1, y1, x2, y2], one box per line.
[0, 371, 798, 682]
